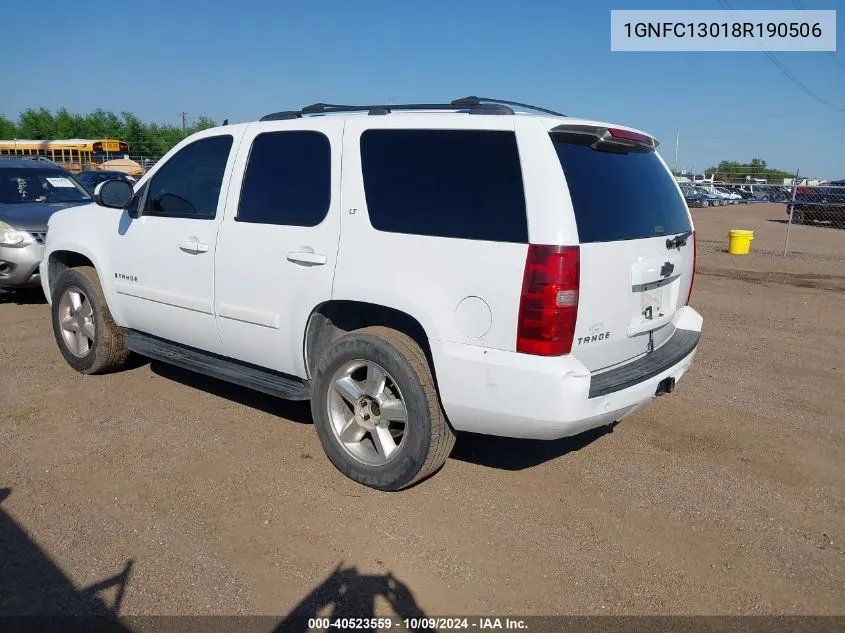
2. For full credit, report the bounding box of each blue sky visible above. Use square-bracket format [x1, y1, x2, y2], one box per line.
[1, 0, 842, 178]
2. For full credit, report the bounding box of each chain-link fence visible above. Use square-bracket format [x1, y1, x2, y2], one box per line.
[677, 178, 845, 255]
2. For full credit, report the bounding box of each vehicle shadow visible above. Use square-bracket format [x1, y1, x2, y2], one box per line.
[450, 423, 617, 471]
[0, 487, 133, 627]
[148, 361, 313, 424]
[273, 563, 429, 633]
[0, 288, 47, 305]
[149, 359, 615, 468]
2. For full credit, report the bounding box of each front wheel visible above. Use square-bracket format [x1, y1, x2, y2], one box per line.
[51, 266, 132, 374]
[311, 326, 455, 491]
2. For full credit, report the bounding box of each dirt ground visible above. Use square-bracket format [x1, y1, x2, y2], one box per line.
[1, 203, 843, 619]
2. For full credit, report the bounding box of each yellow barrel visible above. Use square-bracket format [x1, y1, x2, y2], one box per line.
[728, 229, 754, 255]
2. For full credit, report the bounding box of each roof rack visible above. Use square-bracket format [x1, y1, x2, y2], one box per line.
[451, 96, 566, 117]
[259, 96, 565, 122]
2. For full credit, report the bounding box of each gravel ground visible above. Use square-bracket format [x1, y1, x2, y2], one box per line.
[0, 203, 843, 618]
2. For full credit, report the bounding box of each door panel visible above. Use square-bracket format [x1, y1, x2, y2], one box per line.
[110, 133, 238, 353]
[214, 122, 343, 377]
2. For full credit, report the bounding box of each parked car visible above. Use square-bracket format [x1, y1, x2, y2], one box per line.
[40, 97, 702, 490]
[0, 157, 92, 288]
[715, 187, 742, 204]
[75, 170, 136, 193]
[679, 183, 718, 208]
[788, 180, 845, 225]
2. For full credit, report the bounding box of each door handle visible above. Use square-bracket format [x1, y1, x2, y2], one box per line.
[178, 240, 209, 254]
[286, 250, 327, 266]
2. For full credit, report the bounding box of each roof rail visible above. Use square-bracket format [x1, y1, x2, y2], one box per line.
[259, 100, 517, 122]
[450, 96, 566, 117]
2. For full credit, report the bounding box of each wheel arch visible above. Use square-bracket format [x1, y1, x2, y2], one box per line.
[303, 300, 436, 383]
[46, 248, 123, 323]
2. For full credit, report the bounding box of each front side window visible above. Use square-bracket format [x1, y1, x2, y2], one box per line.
[145, 136, 233, 219]
[360, 129, 528, 243]
[237, 131, 331, 226]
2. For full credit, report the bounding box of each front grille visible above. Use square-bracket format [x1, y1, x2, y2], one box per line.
[29, 231, 46, 245]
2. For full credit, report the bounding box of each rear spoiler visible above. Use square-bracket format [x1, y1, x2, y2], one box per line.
[550, 124, 659, 153]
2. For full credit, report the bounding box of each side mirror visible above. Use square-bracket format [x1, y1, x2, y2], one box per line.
[94, 179, 134, 209]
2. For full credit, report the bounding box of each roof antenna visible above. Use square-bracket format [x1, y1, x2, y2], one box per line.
[222, 119, 228, 126]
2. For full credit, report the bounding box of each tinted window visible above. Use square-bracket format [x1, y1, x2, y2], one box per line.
[145, 136, 232, 219]
[360, 129, 527, 243]
[237, 131, 330, 226]
[553, 137, 691, 243]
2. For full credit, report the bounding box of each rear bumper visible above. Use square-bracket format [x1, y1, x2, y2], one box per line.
[431, 306, 702, 440]
[0, 243, 44, 288]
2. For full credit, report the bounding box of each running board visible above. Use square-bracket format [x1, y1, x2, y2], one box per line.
[123, 329, 312, 401]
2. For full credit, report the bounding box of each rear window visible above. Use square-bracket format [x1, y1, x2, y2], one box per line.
[360, 129, 528, 243]
[553, 136, 691, 243]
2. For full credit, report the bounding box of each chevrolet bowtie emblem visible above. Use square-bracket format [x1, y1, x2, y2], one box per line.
[661, 261, 675, 278]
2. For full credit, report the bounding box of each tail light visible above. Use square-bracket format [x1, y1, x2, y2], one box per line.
[686, 231, 697, 306]
[516, 245, 580, 356]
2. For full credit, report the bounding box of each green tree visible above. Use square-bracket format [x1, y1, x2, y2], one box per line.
[17, 108, 56, 138]
[705, 158, 793, 182]
[0, 107, 217, 158]
[0, 115, 15, 138]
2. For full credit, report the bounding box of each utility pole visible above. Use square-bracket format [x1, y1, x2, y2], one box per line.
[179, 112, 188, 136]
[783, 167, 800, 256]
[673, 128, 680, 175]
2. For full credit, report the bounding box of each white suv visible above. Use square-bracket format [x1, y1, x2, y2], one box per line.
[40, 97, 702, 491]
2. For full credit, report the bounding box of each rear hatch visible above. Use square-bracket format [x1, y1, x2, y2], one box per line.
[551, 125, 695, 372]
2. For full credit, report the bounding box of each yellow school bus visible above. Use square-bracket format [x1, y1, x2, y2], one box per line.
[0, 139, 130, 174]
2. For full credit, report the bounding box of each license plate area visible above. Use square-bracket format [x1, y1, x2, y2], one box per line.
[639, 282, 665, 323]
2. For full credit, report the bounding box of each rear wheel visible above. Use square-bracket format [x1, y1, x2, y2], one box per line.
[791, 208, 807, 225]
[51, 266, 131, 374]
[311, 326, 455, 491]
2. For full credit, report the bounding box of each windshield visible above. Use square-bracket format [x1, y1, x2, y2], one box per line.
[552, 135, 691, 243]
[0, 168, 91, 204]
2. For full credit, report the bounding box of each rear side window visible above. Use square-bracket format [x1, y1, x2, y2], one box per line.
[237, 131, 331, 226]
[553, 136, 691, 243]
[360, 129, 528, 243]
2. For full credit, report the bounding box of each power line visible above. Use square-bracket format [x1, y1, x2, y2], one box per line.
[717, 0, 845, 111]
[790, 0, 845, 74]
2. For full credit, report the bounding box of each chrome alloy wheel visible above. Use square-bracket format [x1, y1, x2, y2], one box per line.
[327, 360, 409, 466]
[58, 286, 96, 357]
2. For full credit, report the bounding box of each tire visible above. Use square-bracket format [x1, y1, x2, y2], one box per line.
[700, 200, 709, 208]
[791, 208, 806, 225]
[310, 326, 456, 491]
[50, 266, 132, 374]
